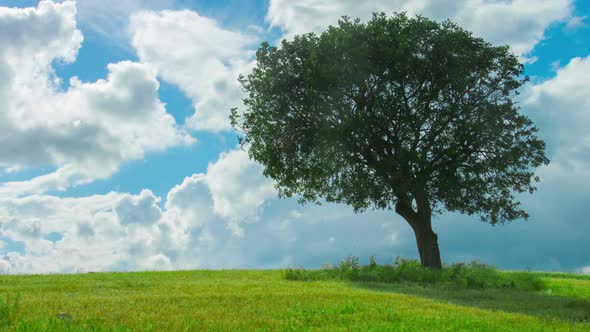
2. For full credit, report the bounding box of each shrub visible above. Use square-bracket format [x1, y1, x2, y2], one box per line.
[284, 268, 316, 281]
[284, 257, 546, 292]
[368, 256, 377, 268]
[442, 262, 505, 289]
[505, 272, 547, 291]
[338, 256, 360, 279]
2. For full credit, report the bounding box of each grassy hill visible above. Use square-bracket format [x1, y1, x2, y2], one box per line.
[0, 266, 589, 331]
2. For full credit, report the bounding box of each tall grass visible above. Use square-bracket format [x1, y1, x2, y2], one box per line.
[0, 292, 20, 328]
[285, 257, 546, 291]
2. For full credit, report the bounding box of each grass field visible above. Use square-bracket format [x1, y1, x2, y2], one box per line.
[0, 268, 589, 331]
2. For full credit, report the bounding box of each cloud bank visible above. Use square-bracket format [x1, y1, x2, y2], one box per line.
[0, 148, 405, 274]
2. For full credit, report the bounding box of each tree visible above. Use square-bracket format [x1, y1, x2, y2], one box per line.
[230, 13, 549, 269]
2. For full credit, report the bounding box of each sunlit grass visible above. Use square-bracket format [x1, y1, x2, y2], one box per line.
[0, 269, 589, 331]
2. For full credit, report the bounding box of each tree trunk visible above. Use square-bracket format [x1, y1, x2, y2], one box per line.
[395, 197, 442, 270]
[413, 219, 442, 270]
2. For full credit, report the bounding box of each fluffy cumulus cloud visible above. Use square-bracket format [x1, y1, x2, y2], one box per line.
[0, 1, 194, 196]
[206, 149, 276, 223]
[115, 189, 162, 226]
[0, 192, 129, 273]
[0, 187, 193, 273]
[130, 9, 257, 132]
[267, 0, 573, 57]
[0, 148, 409, 274]
[525, 56, 590, 176]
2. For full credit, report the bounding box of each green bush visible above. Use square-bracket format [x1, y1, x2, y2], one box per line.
[284, 257, 546, 292]
[504, 272, 547, 291]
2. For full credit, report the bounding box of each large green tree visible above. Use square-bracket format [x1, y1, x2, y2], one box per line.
[231, 13, 549, 269]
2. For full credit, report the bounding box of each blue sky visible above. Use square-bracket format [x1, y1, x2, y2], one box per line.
[0, 0, 589, 274]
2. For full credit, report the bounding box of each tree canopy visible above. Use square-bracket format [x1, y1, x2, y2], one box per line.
[231, 13, 549, 269]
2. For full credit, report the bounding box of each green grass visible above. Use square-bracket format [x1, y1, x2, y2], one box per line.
[0, 268, 589, 331]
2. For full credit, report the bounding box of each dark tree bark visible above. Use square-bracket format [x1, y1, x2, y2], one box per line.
[395, 196, 443, 270]
[412, 216, 442, 270]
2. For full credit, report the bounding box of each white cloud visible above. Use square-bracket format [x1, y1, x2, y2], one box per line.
[165, 174, 216, 229]
[524, 56, 590, 178]
[130, 9, 257, 132]
[162, 148, 276, 239]
[0, 147, 406, 273]
[1, 219, 42, 240]
[565, 15, 586, 30]
[166, 149, 407, 268]
[115, 189, 162, 226]
[0, 192, 130, 273]
[0, 1, 82, 63]
[141, 253, 173, 270]
[0, 188, 193, 273]
[0, 1, 194, 196]
[0, 259, 10, 274]
[582, 266, 590, 275]
[266, 0, 573, 56]
[206, 149, 276, 222]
